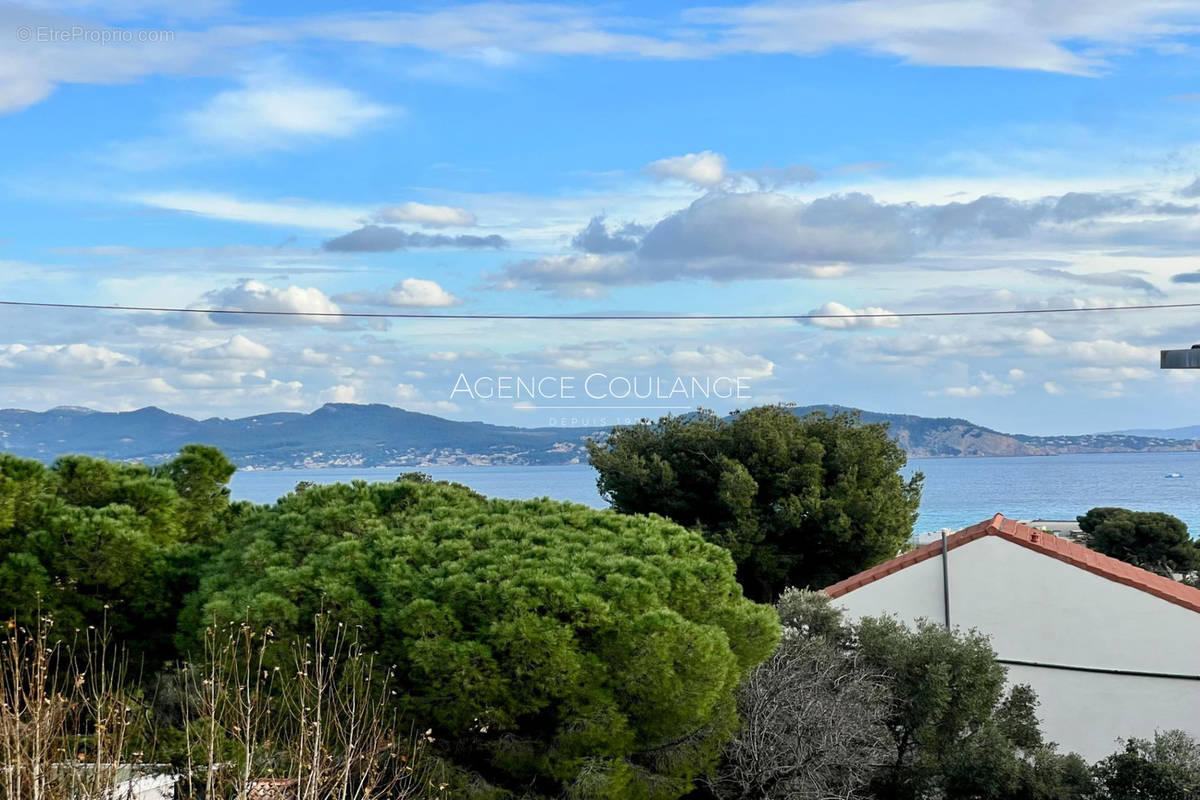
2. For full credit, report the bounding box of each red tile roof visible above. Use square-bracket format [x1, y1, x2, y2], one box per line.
[824, 513, 1200, 615]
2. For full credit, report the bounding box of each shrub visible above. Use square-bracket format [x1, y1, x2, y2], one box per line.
[1091, 730, 1200, 800]
[0, 614, 444, 800]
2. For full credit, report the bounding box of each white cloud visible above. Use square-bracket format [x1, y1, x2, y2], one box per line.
[636, 345, 775, 379]
[691, 0, 1200, 75]
[200, 334, 272, 361]
[6, 2, 1200, 118]
[131, 191, 364, 231]
[319, 383, 359, 403]
[376, 202, 476, 228]
[1043, 381, 1065, 395]
[196, 280, 342, 321]
[806, 301, 902, 329]
[336, 278, 463, 308]
[1068, 366, 1155, 382]
[394, 382, 421, 401]
[1014, 328, 1056, 348]
[388, 279, 461, 308]
[0, 343, 137, 371]
[300, 348, 331, 365]
[644, 150, 727, 187]
[487, 253, 635, 298]
[182, 76, 391, 151]
[928, 370, 1017, 398]
[1062, 339, 1158, 364]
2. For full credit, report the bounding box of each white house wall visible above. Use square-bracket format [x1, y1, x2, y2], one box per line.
[832, 535, 1200, 762]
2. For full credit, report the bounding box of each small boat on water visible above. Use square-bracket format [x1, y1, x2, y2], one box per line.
[1165, 472, 1183, 478]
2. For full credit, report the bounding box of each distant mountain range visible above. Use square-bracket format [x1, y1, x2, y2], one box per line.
[1105, 424, 1200, 440]
[1, 403, 1197, 468]
[791, 405, 1200, 458]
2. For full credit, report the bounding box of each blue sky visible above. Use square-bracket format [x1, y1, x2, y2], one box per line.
[4, 1, 1200, 433]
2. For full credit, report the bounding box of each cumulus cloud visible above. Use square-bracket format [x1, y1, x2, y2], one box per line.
[487, 253, 636, 298]
[198, 334, 272, 360]
[195, 279, 342, 323]
[375, 202, 476, 228]
[571, 216, 645, 254]
[638, 191, 918, 274]
[323, 225, 506, 252]
[489, 186, 1198, 295]
[805, 301, 902, 329]
[394, 383, 421, 401]
[335, 278, 462, 308]
[319, 384, 359, 403]
[0, 343, 137, 371]
[644, 151, 727, 187]
[300, 348, 331, 365]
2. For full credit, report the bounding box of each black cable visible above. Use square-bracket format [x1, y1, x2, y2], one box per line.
[1, 298, 1199, 321]
[995, 658, 1200, 682]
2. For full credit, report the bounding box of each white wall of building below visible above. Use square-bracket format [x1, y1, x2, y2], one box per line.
[831, 535, 1200, 763]
[1003, 665, 1200, 762]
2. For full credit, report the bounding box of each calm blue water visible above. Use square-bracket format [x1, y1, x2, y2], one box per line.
[228, 451, 1200, 534]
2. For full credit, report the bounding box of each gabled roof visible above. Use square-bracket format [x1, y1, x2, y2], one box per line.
[824, 513, 1200, 615]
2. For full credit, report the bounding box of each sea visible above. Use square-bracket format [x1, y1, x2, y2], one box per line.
[228, 451, 1200, 534]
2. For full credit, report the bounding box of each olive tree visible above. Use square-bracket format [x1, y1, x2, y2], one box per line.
[708, 601, 890, 800]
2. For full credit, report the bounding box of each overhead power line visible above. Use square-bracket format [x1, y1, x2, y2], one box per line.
[1, 298, 1200, 321]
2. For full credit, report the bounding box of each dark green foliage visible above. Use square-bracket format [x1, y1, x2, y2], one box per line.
[151, 444, 237, 546]
[1091, 730, 1200, 800]
[1077, 507, 1199, 577]
[775, 591, 1095, 800]
[855, 617, 1094, 800]
[189, 478, 780, 800]
[587, 406, 922, 600]
[0, 446, 237, 666]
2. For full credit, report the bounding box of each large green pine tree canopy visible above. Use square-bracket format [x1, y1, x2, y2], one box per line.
[0, 444, 237, 665]
[1077, 507, 1199, 577]
[587, 405, 923, 601]
[188, 477, 780, 800]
